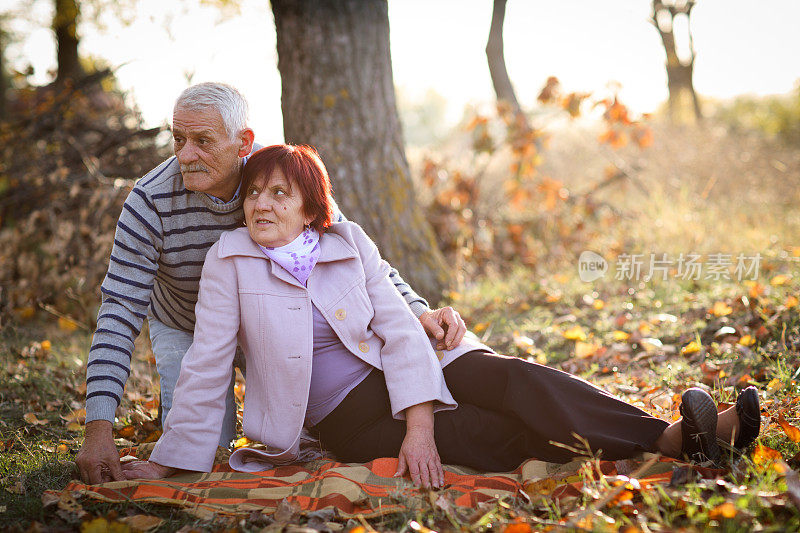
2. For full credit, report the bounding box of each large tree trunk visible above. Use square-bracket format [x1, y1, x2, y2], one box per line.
[271, 0, 449, 300]
[53, 0, 85, 85]
[651, 0, 702, 122]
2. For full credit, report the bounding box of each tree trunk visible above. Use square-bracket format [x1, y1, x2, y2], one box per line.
[271, 0, 449, 301]
[486, 0, 522, 116]
[54, 0, 85, 85]
[0, 25, 7, 120]
[651, 0, 702, 122]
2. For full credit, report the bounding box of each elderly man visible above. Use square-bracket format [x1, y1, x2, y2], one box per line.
[76, 82, 467, 484]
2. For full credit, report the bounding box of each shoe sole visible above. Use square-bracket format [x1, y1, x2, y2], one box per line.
[680, 388, 721, 463]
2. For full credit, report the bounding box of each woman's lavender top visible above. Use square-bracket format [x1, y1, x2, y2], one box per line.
[304, 303, 373, 426]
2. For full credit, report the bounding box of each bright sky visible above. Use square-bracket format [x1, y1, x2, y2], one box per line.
[11, 0, 800, 142]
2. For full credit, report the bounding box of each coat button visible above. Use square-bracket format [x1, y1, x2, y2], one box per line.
[358, 342, 369, 353]
[335, 309, 347, 320]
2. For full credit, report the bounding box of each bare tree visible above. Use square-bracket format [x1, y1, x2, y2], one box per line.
[651, 0, 702, 122]
[271, 0, 449, 300]
[486, 0, 522, 115]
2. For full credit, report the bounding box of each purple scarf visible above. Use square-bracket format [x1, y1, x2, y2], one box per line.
[258, 227, 320, 286]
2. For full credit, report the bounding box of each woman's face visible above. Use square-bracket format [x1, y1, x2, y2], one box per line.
[243, 168, 310, 248]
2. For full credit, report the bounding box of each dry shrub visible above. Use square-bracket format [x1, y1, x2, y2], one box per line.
[0, 72, 168, 323]
[414, 78, 653, 281]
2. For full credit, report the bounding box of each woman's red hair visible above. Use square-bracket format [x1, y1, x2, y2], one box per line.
[241, 144, 334, 233]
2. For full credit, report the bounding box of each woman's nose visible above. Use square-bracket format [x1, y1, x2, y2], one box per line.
[255, 192, 273, 211]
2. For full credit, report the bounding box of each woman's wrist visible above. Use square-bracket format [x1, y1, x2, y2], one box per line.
[405, 401, 434, 431]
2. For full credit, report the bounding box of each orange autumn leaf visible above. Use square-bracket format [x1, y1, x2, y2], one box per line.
[680, 340, 702, 356]
[711, 301, 733, 317]
[116, 425, 135, 439]
[738, 335, 756, 346]
[633, 126, 654, 148]
[777, 414, 800, 442]
[575, 341, 601, 358]
[752, 444, 782, 466]
[57, 317, 80, 332]
[748, 282, 766, 299]
[709, 502, 737, 519]
[563, 326, 588, 342]
[770, 275, 790, 286]
[502, 521, 532, 533]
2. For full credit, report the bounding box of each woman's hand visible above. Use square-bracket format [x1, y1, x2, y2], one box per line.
[120, 460, 177, 480]
[394, 402, 444, 488]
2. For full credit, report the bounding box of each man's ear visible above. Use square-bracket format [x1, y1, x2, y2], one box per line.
[237, 128, 255, 157]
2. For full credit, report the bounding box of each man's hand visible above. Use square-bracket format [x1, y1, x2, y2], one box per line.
[75, 420, 124, 484]
[418, 307, 466, 351]
[121, 460, 176, 480]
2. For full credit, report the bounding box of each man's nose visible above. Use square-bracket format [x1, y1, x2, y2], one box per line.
[176, 141, 198, 162]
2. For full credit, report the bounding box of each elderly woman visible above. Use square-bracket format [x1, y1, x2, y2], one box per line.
[122, 145, 760, 488]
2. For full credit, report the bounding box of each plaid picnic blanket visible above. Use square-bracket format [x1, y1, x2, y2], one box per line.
[58, 444, 700, 519]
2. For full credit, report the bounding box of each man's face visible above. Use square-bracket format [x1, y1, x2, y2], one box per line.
[172, 105, 244, 200]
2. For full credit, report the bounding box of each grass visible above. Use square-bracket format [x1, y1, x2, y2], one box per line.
[2, 119, 800, 531]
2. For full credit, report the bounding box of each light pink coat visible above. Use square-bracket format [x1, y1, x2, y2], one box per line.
[150, 222, 489, 472]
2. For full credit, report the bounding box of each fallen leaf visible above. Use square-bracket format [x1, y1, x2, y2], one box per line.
[575, 341, 601, 358]
[502, 521, 532, 533]
[770, 275, 790, 286]
[273, 497, 300, 523]
[738, 335, 756, 346]
[15, 306, 36, 320]
[778, 415, 800, 443]
[752, 444, 782, 466]
[767, 378, 783, 393]
[513, 334, 535, 351]
[680, 341, 702, 356]
[711, 301, 733, 317]
[563, 326, 587, 341]
[81, 517, 129, 533]
[709, 501, 737, 519]
[41, 492, 60, 508]
[61, 408, 86, 423]
[58, 317, 80, 332]
[612, 330, 631, 341]
[116, 425, 136, 439]
[748, 283, 766, 299]
[524, 478, 557, 496]
[234, 436, 251, 449]
[120, 514, 164, 532]
[23, 413, 48, 426]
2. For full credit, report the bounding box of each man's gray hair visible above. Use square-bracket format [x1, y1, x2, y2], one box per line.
[174, 82, 249, 139]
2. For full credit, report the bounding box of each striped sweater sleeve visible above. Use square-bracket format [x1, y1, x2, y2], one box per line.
[330, 199, 430, 317]
[85, 185, 163, 423]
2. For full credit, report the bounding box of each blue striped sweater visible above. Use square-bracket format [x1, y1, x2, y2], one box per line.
[85, 156, 430, 423]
